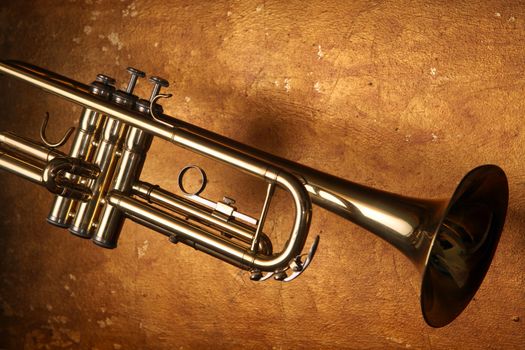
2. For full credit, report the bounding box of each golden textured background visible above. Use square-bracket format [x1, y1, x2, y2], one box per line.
[0, 0, 524, 349]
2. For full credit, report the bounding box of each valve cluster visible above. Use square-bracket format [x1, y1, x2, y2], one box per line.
[88, 67, 170, 116]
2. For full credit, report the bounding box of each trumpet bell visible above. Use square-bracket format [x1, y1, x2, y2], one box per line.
[0, 60, 510, 327]
[275, 157, 508, 327]
[421, 165, 508, 327]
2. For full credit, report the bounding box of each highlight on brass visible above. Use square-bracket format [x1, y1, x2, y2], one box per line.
[0, 60, 509, 327]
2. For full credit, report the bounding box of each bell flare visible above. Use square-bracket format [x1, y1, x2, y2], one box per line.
[421, 165, 508, 327]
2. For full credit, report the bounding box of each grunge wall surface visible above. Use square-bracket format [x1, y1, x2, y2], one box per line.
[0, 1, 523, 349]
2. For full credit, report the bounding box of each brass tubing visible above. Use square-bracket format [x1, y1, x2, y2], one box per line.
[108, 191, 301, 271]
[125, 212, 250, 270]
[0, 62, 296, 181]
[0, 60, 312, 272]
[0, 132, 62, 162]
[132, 181, 256, 244]
[0, 148, 45, 185]
[0, 60, 356, 231]
[108, 192, 249, 262]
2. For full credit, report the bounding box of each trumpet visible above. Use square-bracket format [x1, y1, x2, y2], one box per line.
[0, 60, 508, 327]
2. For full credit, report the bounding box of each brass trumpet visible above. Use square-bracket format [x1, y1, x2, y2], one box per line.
[0, 60, 508, 327]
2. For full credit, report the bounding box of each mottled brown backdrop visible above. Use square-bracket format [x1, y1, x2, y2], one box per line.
[0, 0, 524, 349]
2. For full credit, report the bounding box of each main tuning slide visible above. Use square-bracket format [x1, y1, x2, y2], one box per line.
[0, 60, 509, 327]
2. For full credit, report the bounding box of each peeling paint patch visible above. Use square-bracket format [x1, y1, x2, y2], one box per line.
[431, 133, 438, 142]
[69, 274, 77, 281]
[430, 67, 437, 76]
[138, 240, 149, 258]
[107, 32, 124, 50]
[69, 330, 81, 343]
[386, 336, 410, 347]
[72, 37, 81, 44]
[284, 78, 291, 92]
[97, 317, 115, 328]
[84, 25, 92, 35]
[50, 315, 69, 324]
[91, 10, 101, 20]
[122, 2, 138, 17]
[508, 16, 516, 22]
[314, 81, 321, 93]
[39, 315, 82, 347]
[185, 96, 191, 103]
[256, 4, 264, 12]
[317, 45, 324, 60]
[494, 12, 501, 17]
[227, 11, 232, 17]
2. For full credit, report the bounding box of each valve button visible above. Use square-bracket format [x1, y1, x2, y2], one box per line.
[125, 67, 146, 94]
[149, 76, 170, 101]
[95, 74, 116, 86]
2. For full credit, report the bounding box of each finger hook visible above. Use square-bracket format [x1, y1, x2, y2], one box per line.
[40, 112, 75, 148]
[149, 93, 174, 127]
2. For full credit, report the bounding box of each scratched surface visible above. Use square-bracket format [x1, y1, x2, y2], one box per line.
[0, 0, 524, 349]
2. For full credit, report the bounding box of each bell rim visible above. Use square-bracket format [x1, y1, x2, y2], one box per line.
[420, 164, 509, 328]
